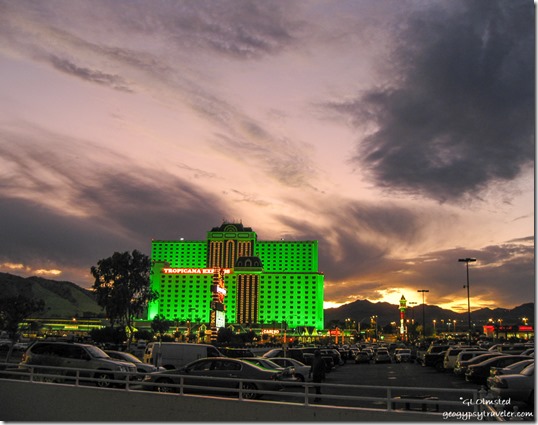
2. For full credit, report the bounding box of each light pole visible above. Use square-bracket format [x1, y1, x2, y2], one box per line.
[459, 258, 476, 345]
[433, 319, 437, 335]
[417, 289, 429, 338]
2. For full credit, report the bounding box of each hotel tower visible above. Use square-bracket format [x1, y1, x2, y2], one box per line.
[148, 222, 324, 330]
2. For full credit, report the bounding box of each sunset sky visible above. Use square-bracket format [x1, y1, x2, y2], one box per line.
[0, 0, 534, 312]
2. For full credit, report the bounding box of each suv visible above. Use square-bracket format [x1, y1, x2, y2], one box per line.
[20, 342, 137, 387]
[443, 347, 481, 371]
[419, 345, 450, 369]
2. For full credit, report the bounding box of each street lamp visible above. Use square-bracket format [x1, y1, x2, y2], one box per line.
[459, 257, 476, 345]
[433, 319, 437, 335]
[417, 289, 429, 338]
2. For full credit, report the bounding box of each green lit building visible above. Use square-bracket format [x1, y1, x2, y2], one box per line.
[148, 222, 324, 330]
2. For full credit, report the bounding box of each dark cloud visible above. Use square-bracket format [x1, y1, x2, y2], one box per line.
[273, 199, 533, 309]
[0, 127, 228, 286]
[327, 0, 534, 203]
[274, 199, 426, 280]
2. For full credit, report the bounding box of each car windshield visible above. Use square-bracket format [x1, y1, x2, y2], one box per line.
[505, 360, 531, 371]
[261, 359, 282, 369]
[115, 352, 142, 363]
[520, 364, 534, 376]
[85, 345, 110, 358]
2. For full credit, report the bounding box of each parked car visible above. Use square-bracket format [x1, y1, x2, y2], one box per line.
[489, 343, 531, 355]
[262, 348, 306, 364]
[219, 347, 255, 358]
[142, 357, 285, 399]
[320, 348, 343, 367]
[394, 348, 412, 363]
[19, 341, 137, 387]
[354, 351, 371, 364]
[269, 348, 333, 372]
[487, 359, 534, 389]
[268, 357, 311, 382]
[418, 345, 450, 368]
[143, 342, 222, 370]
[239, 357, 297, 381]
[465, 355, 532, 385]
[105, 350, 163, 374]
[373, 349, 391, 364]
[454, 352, 505, 376]
[489, 363, 534, 406]
[521, 348, 534, 357]
[362, 348, 375, 360]
[442, 347, 478, 371]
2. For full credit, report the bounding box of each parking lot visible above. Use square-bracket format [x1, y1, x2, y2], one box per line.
[251, 359, 483, 411]
[2, 341, 533, 419]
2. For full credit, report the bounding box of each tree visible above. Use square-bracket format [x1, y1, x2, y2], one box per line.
[0, 295, 45, 361]
[91, 250, 158, 347]
[216, 327, 234, 344]
[151, 314, 171, 341]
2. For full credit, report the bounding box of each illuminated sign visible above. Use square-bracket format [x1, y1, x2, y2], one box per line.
[262, 329, 281, 335]
[163, 268, 232, 275]
[215, 311, 225, 328]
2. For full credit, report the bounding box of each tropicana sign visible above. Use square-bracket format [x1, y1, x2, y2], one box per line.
[162, 268, 232, 275]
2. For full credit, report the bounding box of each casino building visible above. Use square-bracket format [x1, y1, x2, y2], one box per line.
[148, 222, 324, 330]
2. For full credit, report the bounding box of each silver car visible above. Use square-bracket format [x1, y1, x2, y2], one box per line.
[268, 357, 312, 382]
[143, 357, 285, 399]
[489, 363, 534, 405]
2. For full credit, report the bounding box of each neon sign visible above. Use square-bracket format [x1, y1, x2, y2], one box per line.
[163, 268, 232, 275]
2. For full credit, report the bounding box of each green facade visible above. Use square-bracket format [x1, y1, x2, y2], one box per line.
[148, 223, 324, 329]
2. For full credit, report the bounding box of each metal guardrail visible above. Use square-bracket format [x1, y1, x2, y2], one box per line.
[0, 361, 486, 416]
[3, 362, 533, 421]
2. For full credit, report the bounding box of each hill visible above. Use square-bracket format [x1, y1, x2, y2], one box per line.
[0, 273, 103, 318]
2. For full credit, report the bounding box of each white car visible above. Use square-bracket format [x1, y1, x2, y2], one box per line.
[394, 348, 412, 363]
[268, 357, 312, 382]
[489, 363, 534, 405]
[373, 349, 391, 364]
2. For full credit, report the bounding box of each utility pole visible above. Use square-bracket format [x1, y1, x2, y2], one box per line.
[459, 258, 476, 345]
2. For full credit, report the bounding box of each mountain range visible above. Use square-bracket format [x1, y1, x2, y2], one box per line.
[0, 273, 533, 327]
[325, 299, 534, 328]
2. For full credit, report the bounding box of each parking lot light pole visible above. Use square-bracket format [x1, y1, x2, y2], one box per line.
[459, 258, 476, 345]
[417, 289, 429, 338]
